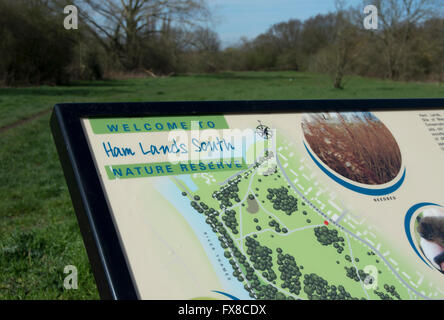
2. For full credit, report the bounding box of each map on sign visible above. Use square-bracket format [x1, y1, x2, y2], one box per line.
[82, 110, 444, 300]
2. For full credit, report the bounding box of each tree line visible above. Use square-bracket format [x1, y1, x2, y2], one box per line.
[224, 0, 444, 88]
[0, 0, 218, 85]
[0, 0, 443, 87]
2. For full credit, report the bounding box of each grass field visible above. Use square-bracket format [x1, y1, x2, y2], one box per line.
[1, 71, 444, 300]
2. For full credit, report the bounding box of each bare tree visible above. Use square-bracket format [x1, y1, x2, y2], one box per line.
[332, 8, 358, 88]
[315, 0, 359, 89]
[76, 0, 211, 70]
[187, 27, 220, 52]
[363, 0, 441, 79]
[424, 18, 444, 82]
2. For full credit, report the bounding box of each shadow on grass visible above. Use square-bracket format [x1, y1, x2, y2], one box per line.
[192, 71, 312, 82]
[65, 79, 131, 87]
[0, 86, 130, 97]
[375, 87, 397, 91]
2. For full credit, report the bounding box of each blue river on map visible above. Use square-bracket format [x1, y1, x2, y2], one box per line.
[157, 177, 252, 300]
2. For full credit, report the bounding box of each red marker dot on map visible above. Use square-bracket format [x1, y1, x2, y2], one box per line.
[324, 221, 329, 226]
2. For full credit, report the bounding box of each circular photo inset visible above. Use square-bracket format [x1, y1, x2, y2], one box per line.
[415, 207, 444, 273]
[302, 112, 402, 185]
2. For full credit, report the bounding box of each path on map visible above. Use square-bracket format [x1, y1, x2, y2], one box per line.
[275, 154, 431, 300]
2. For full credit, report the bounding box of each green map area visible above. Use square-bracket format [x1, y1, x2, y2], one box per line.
[170, 133, 430, 300]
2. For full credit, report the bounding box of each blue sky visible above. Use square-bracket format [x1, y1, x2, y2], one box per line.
[209, 0, 362, 46]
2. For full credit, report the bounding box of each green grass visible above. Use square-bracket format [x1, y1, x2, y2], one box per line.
[2, 71, 444, 128]
[0, 71, 443, 300]
[0, 115, 98, 299]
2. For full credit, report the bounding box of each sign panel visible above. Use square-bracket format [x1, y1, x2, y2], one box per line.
[75, 108, 444, 300]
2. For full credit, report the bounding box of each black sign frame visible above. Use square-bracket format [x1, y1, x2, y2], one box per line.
[50, 99, 444, 300]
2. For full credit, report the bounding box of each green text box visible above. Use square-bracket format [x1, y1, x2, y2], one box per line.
[105, 158, 247, 179]
[90, 115, 228, 134]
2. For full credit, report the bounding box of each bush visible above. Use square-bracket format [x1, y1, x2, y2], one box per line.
[0, 0, 76, 86]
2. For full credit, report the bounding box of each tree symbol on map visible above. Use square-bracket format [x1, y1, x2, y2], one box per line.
[256, 121, 272, 139]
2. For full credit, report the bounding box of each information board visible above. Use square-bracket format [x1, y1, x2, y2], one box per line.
[51, 100, 444, 300]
